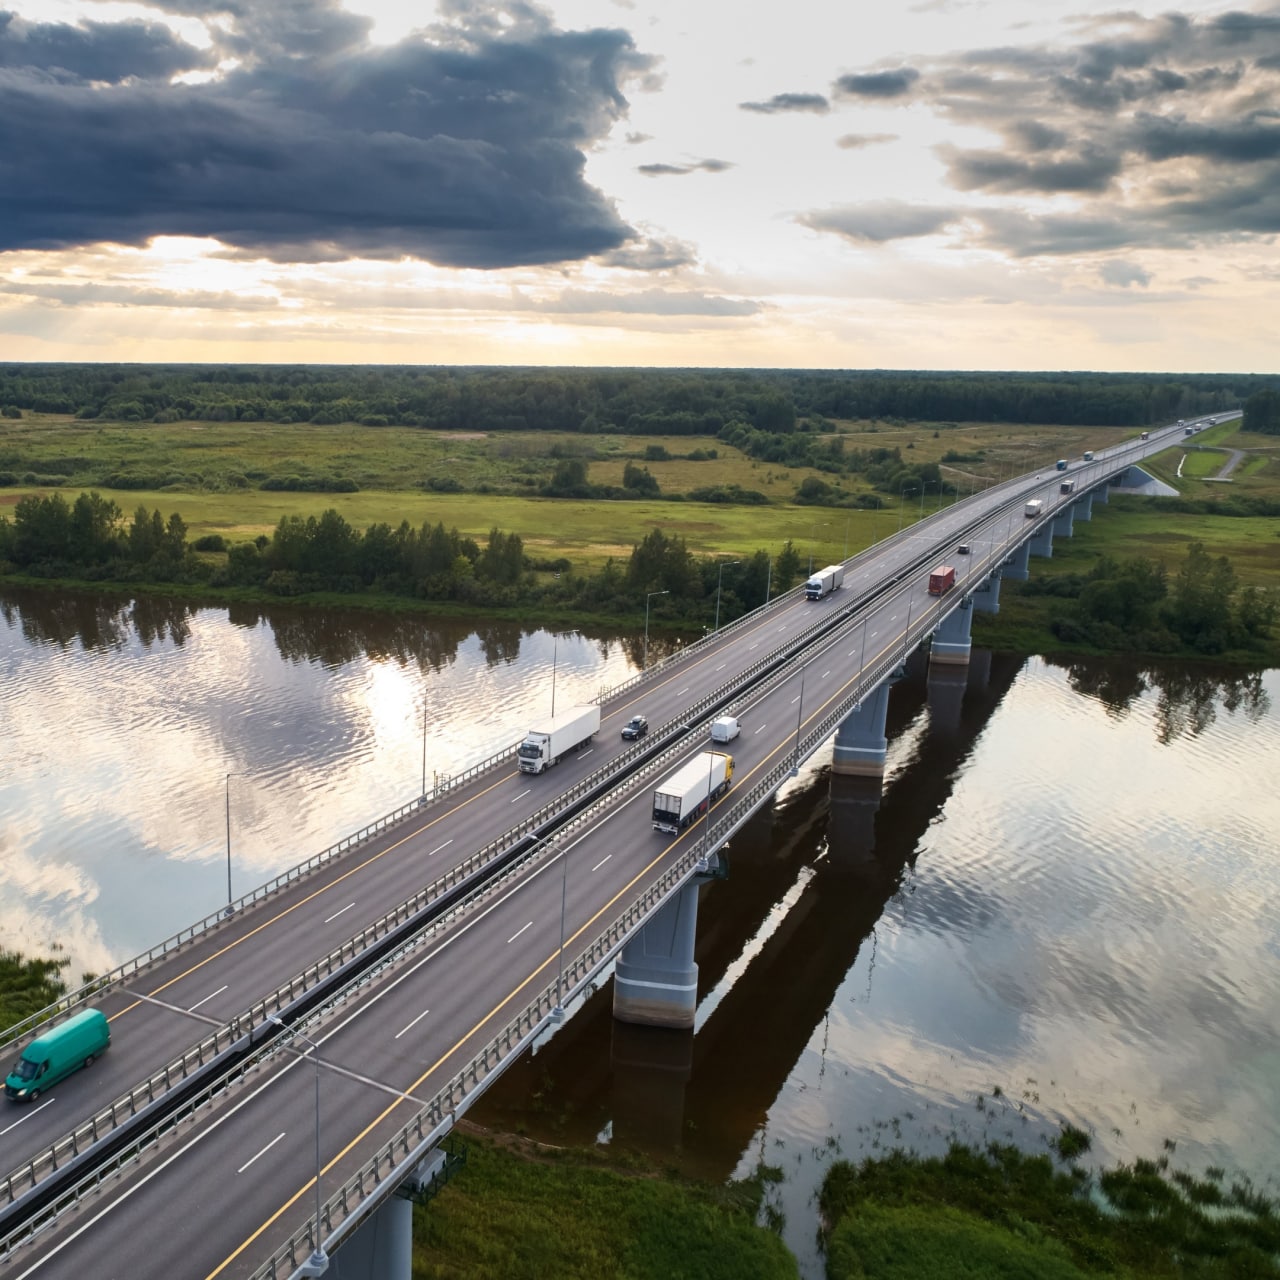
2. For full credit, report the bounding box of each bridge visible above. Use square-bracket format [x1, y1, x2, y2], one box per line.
[0, 414, 1229, 1278]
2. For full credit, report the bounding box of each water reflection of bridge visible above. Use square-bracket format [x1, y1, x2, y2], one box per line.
[470, 649, 1025, 1178]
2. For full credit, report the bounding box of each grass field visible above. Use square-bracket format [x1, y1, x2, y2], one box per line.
[3, 411, 1277, 593]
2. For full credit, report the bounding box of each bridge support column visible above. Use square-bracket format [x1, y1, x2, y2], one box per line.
[614, 879, 701, 1029]
[330, 1192, 413, 1280]
[1003, 540, 1031, 581]
[1053, 506, 1075, 538]
[831, 677, 896, 777]
[970, 572, 1001, 615]
[930, 597, 973, 666]
[1094, 482, 1110, 504]
[1074, 492, 1093, 521]
[1029, 525, 1054, 558]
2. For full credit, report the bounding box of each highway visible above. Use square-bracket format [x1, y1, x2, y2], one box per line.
[1, 415, 1230, 1276]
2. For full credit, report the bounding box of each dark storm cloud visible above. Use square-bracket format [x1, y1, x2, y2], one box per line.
[637, 158, 733, 176]
[940, 144, 1123, 193]
[739, 92, 830, 114]
[812, 6, 1280, 257]
[834, 67, 919, 98]
[799, 201, 959, 243]
[0, 0, 654, 269]
[0, 10, 210, 81]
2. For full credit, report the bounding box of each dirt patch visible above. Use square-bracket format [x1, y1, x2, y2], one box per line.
[439, 431, 488, 440]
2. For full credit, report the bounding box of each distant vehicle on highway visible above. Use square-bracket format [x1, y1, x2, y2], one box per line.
[621, 714, 648, 741]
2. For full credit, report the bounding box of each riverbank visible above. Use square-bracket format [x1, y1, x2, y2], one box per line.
[970, 496, 1280, 665]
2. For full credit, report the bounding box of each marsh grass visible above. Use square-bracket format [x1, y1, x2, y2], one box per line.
[411, 1130, 797, 1280]
[821, 1141, 1280, 1280]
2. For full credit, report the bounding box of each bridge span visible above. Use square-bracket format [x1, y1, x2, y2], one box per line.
[0, 415, 1230, 1278]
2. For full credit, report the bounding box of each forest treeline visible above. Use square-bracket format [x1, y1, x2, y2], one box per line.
[1243, 388, 1280, 434]
[1021, 544, 1276, 656]
[0, 364, 1264, 433]
[0, 491, 805, 624]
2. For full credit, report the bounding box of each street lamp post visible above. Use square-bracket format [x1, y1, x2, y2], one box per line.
[223, 772, 244, 917]
[896, 479, 916, 535]
[644, 590, 669, 670]
[790, 668, 806, 776]
[764, 556, 772, 605]
[550, 630, 579, 717]
[267, 1016, 328, 1277]
[714, 560, 740, 633]
[421, 695, 428, 799]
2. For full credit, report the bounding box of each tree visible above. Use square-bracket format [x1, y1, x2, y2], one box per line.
[1165, 542, 1237, 652]
[1242, 389, 1280, 435]
[622, 462, 660, 496]
[774, 540, 802, 590]
[69, 491, 123, 564]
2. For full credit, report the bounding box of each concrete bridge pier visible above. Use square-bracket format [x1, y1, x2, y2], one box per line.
[330, 1192, 413, 1280]
[1094, 481, 1110, 504]
[614, 878, 703, 1029]
[1074, 491, 1094, 521]
[1029, 525, 1054, 558]
[1003, 540, 1031, 581]
[831, 676, 897, 777]
[969, 572, 1001, 615]
[930, 597, 973, 666]
[1053, 505, 1075, 538]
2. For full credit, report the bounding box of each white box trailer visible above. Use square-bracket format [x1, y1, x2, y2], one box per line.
[652, 751, 734, 835]
[805, 563, 845, 600]
[1025, 499, 1044, 518]
[517, 704, 600, 774]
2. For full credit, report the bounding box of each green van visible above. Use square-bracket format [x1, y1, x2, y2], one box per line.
[5, 1009, 111, 1102]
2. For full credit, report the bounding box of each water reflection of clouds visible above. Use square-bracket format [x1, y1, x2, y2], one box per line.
[2, 597, 638, 983]
[862, 659, 1280, 1178]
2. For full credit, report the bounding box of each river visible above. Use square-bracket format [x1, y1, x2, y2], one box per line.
[2, 588, 1277, 1276]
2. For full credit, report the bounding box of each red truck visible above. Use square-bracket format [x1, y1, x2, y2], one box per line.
[928, 565, 957, 595]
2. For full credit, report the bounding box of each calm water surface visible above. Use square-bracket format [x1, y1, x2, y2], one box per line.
[2, 589, 1277, 1277]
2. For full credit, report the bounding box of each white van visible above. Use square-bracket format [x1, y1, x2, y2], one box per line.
[710, 716, 740, 744]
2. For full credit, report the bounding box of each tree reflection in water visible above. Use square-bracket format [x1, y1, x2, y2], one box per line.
[1054, 655, 1270, 742]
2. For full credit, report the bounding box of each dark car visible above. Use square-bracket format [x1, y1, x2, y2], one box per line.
[621, 715, 648, 741]
[957, 543, 970, 555]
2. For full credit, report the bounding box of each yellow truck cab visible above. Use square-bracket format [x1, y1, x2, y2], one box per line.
[5, 1008, 110, 1102]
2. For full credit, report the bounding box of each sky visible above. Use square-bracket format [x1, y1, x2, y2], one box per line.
[1, 0, 1278, 371]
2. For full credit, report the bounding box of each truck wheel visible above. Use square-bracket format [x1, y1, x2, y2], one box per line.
[84, 1053, 96, 1067]
[29, 1089, 40, 1101]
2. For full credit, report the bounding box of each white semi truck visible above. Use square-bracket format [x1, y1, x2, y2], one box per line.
[651, 751, 734, 835]
[805, 563, 845, 600]
[517, 704, 600, 774]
